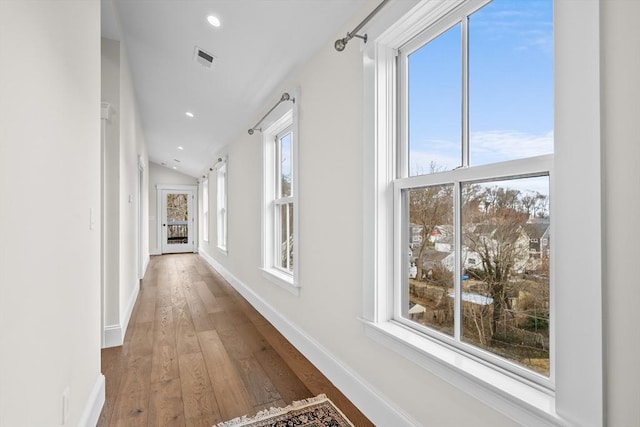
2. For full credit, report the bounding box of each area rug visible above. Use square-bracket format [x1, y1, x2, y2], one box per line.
[214, 394, 354, 427]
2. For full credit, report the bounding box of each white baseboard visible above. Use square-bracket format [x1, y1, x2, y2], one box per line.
[141, 254, 150, 279]
[198, 251, 419, 427]
[150, 249, 161, 256]
[121, 279, 140, 335]
[103, 280, 140, 348]
[78, 374, 105, 427]
[103, 324, 123, 348]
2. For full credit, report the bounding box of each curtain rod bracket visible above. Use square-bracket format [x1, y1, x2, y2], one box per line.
[335, 0, 388, 52]
[248, 92, 295, 135]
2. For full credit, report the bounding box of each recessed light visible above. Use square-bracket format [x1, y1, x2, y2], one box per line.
[178, 146, 184, 150]
[173, 166, 177, 170]
[207, 15, 221, 27]
[185, 111, 194, 118]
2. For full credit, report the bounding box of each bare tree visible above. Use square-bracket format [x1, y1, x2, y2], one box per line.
[409, 184, 453, 281]
[463, 185, 529, 340]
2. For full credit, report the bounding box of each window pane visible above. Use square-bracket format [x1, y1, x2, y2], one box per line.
[167, 193, 189, 245]
[279, 132, 292, 197]
[469, 0, 553, 165]
[408, 24, 462, 176]
[278, 202, 294, 272]
[405, 184, 454, 336]
[461, 176, 550, 376]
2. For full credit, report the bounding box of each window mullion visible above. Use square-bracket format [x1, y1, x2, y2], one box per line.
[461, 15, 469, 168]
[453, 181, 462, 341]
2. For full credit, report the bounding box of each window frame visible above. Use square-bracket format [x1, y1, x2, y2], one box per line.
[361, 0, 603, 425]
[216, 160, 228, 253]
[202, 177, 209, 242]
[261, 96, 300, 296]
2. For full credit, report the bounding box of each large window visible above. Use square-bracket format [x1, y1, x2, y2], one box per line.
[216, 162, 227, 252]
[398, 0, 553, 381]
[261, 106, 299, 295]
[364, 0, 603, 424]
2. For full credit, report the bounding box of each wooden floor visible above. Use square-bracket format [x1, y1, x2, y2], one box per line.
[97, 254, 373, 427]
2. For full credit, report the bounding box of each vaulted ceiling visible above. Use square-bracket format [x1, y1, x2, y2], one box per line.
[101, 0, 368, 177]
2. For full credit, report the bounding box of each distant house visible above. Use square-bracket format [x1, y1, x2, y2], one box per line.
[420, 249, 452, 279]
[522, 221, 550, 259]
[409, 224, 423, 248]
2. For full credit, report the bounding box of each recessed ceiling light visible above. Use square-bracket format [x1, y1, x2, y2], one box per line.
[178, 146, 184, 150]
[207, 15, 221, 27]
[185, 111, 194, 118]
[173, 166, 177, 170]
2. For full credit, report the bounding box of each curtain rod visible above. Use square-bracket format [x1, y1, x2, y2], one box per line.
[248, 92, 295, 135]
[334, 0, 390, 52]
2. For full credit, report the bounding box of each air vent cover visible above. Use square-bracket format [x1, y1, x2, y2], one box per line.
[194, 46, 215, 68]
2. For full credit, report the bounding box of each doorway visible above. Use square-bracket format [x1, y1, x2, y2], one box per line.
[159, 187, 196, 254]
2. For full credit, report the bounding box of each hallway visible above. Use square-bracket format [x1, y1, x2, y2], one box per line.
[97, 254, 372, 426]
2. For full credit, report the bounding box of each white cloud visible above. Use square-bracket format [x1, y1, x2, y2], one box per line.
[470, 129, 553, 164]
[409, 129, 553, 182]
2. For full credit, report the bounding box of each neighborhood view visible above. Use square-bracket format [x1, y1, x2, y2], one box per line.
[167, 193, 189, 244]
[405, 175, 550, 376]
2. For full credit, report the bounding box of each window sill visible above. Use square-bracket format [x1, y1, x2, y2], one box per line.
[260, 268, 299, 296]
[361, 319, 566, 426]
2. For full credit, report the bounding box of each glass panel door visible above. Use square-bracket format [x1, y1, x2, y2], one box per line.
[161, 189, 194, 253]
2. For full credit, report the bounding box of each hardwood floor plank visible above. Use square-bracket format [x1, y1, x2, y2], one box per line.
[173, 303, 201, 355]
[253, 347, 311, 404]
[135, 290, 157, 324]
[125, 321, 154, 357]
[197, 330, 255, 420]
[109, 355, 152, 427]
[153, 305, 175, 347]
[98, 347, 125, 426]
[183, 281, 216, 332]
[232, 356, 282, 407]
[178, 351, 222, 425]
[148, 378, 185, 426]
[150, 344, 179, 383]
[193, 280, 222, 314]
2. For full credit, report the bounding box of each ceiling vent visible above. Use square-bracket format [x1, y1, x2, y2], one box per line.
[194, 46, 215, 69]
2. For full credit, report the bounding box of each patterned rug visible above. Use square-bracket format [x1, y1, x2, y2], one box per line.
[214, 394, 355, 427]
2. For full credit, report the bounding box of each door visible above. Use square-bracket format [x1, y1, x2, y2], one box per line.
[161, 189, 195, 253]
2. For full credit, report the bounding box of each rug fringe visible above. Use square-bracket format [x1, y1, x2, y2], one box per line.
[214, 394, 329, 427]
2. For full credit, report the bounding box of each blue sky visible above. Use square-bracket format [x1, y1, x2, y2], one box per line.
[408, 0, 553, 178]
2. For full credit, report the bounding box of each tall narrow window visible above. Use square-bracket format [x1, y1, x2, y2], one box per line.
[216, 163, 227, 252]
[261, 107, 298, 295]
[397, 0, 553, 380]
[202, 178, 209, 242]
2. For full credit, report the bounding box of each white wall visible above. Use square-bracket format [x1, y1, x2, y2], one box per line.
[148, 162, 198, 254]
[198, 1, 640, 425]
[118, 45, 149, 327]
[101, 38, 121, 330]
[101, 35, 149, 348]
[601, 1, 640, 425]
[0, 1, 103, 425]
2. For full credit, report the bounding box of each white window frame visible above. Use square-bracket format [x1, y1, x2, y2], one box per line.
[202, 177, 209, 242]
[362, 0, 603, 425]
[394, 0, 552, 387]
[261, 92, 300, 296]
[216, 160, 227, 253]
